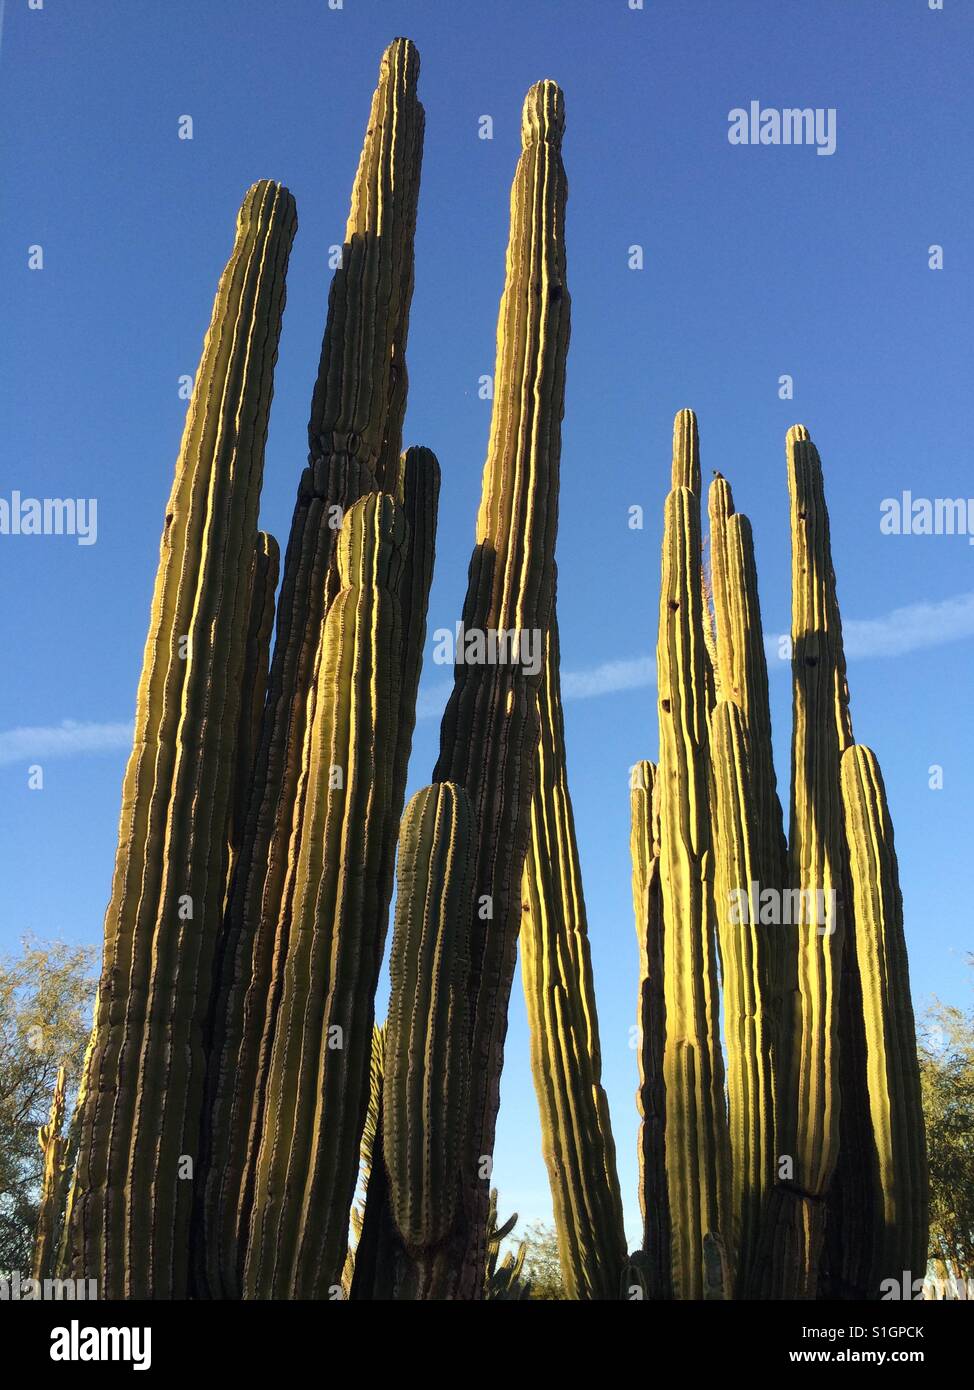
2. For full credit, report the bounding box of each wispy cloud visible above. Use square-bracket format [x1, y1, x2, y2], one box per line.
[418, 590, 974, 715]
[0, 719, 133, 768]
[5, 594, 971, 763]
[764, 590, 974, 664]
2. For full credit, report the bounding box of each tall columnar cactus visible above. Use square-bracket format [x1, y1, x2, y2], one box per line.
[241, 493, 406, 1299]
[382, 782, 475, 1298]
[709, 699, 775, 1294]
[707, 476, 786, 895]
[431, 79, 570, 1296]
[519, 613, 628, 1300]
[199, 40, 425, 1298]
[833, 746, 927, 1295]
[59, 181, 296, 1299]
[654, 412, 730, 1300]
[33, 1067, 68, 1283]
[629, 759, 671, 1299]
[763, 425, 852, 1296]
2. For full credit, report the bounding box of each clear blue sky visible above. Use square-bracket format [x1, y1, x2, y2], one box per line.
[2, 1, 972, 1244]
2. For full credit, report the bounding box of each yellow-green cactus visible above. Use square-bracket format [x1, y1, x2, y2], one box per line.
[431, 78, 570, 1296]
[520, 613, 627, 1300]
[32, 1067, 68, 1283]
[709, 698, 776, 1293]
[383, 782, 474, 1297]
[770, 426, 851, 1298]
[201, 40, 425, 1298]
[629, 759, 671, 1298]
[836, 745, 927, 1295]
[242, 493, 406, 1299]
[60, 180, 296, 1299]
[655, 412, 730, 1300]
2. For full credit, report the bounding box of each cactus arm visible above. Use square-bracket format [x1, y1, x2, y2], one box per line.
[240, 493, 405, 1299]
[431, 79, 570, 1297]
[710, 699, 776, 1294]
[630, 759, 672, 1298]
[60, 181, 296, 1297]
[836, 746, 928, 1295]
[519, 612, 628, 1300]
[200, 40, 424, 1298]
[32, 1067, 68, 1282]
[655, 417, 731, 1298]
[379, 783, 475, 1298]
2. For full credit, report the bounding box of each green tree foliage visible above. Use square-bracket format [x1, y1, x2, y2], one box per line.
[918, 963, 974, 1283]
[0, 938, 96, 1273]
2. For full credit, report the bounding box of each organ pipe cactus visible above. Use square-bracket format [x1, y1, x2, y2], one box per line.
[519, 613, 628, 1300]
[709, 698, 775, 1294]
[242, 493, 406, 1299]
[834, 746, 928, 1294]
[431, 78, 570, 1296]
[199, 39, 425, 1298]
[32, 1067, 68, 1282]
[383, 782, 475, 1297]
[59, 180, 297, 1299]
[629, 760, 671, 1299]
[654, 413, 730, 1300]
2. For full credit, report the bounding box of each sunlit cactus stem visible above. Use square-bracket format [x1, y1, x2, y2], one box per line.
[59, 179, 296, 1299]
[431, 77, 570, 1297]
[520, 611, 628, 1300]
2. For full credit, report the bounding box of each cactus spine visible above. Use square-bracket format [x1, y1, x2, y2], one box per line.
[60, 181, 296, 1298]
[199, 40, 425, 1297]
[520, 613, 628, 1300]
[431, 78, 570, 1295]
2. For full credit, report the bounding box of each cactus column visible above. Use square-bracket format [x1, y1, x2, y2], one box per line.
[520, 613, 628, 1299]
[60, 181, 296, 1298]
[199, 39, 425, 1298]
[432, 79, 570, 1297]
[654, 411, 730, 1300]
[241, 493, 406, 1299]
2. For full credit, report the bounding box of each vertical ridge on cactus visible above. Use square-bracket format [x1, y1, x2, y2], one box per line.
[59, 180, 296, 1299]
[520, 612, 628, 1300]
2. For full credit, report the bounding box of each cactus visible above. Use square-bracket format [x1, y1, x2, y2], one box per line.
[520, 612, 627, 1300]
[709, 698, 775, 1293]
[228, 532, 279, 867]
[379, 782, 475, 1297]
[654, 412, 730, 1300]
[32, 1067, 68, 1282]
[241, 493, 406, 1299]
[59, 180, 296, 1298]
[199, 40, 425, 1297]
[629, 759, 671, 1298]
[832, 746, 928, 1295]
[431, 78, 570, 1296]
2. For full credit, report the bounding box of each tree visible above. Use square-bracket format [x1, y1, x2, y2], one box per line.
[0, 938, 96, 1274]
[917, 961, 974, 1289]
[520, 1220, 568, 1300]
